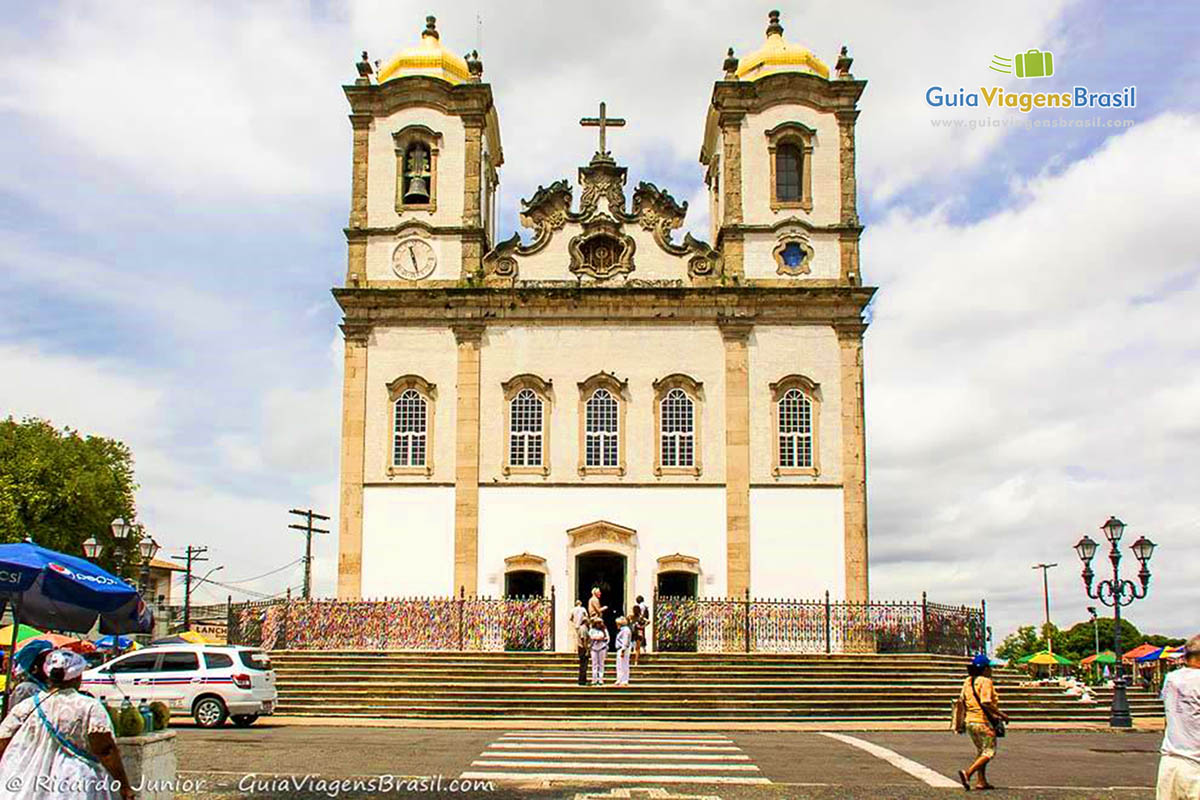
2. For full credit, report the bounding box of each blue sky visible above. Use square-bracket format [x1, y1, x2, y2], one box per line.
[1, 1, 1197, 641]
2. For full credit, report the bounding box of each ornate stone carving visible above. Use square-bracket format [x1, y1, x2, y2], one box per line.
[568, 218, 636, 281]
[578, 158, 628, 218]
[632, 182, 688, 252]
[503, 552, 548, 573]
[773, 232, 814, 276]
[656, 553, 701, 575]
[567, 520, 638, 549]
[518, 179, 573, 253]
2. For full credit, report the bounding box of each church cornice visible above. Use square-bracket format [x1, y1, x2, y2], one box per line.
[332, 284, 875, 329]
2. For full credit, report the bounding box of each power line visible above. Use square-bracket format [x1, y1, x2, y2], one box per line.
[219, 558, 304, 585]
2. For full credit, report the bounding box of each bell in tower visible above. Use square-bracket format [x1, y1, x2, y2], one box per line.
[403, 143, 431, 204]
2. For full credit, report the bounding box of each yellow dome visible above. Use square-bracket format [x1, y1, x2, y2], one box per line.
[378, 16, 471, 86]
[735, 11, 830, 81]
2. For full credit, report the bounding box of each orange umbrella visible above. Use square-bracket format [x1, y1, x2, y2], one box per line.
[1123, 643, 1159, 661]
[16, 633, 80, 650]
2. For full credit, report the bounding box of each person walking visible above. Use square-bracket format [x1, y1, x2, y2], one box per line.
[1158, 634, 1200, 800]
[588, 618, 610, 686]
[614, 616, 633, 687]
[0, 649, 135, 800]
[957, 653, 1008, 791]
[571, 601, 589, 686]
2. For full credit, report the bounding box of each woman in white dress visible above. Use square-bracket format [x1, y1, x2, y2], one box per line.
[0, 649, 133, 800]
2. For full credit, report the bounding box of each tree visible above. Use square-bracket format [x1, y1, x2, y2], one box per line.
[996, 625, 1040, 662]
[0, 417, 138, 576]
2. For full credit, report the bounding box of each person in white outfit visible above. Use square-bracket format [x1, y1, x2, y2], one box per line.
[614, 616, 633, 687]
[0, 649, 134, 800]
[1158, 634, 1200, 800]
[588, 618, 609, 686]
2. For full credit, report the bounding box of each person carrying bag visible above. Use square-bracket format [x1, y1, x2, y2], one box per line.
[956, 654, 1009, 791]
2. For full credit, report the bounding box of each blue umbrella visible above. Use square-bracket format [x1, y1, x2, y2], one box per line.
[0, 542, 152, 635]
[94, 634, 135, 650]
[1136, 647, 1165, 662]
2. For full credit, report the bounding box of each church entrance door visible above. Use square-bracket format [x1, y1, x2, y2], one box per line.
[656, 570, 698, 598]
[576, 551, 626, 643]
[504, 570, 545, 598]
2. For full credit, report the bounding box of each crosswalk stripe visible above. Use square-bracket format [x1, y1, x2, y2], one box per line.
[471, 760, 761, 772]
[478, 751, 750, 761]
[488, 742, 740, 751]
[461, 772, 771, 785]
[503, 731, 731, 739]
[498, 736, 734, 746]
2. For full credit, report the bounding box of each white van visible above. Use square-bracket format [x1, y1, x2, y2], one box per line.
[81, 644, 277, 728]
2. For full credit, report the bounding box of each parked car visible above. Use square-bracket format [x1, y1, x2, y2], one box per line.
[81, 644, 277, 728]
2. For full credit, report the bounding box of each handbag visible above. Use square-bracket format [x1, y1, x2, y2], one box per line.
[951, 695, 967, 734]
[969, 677, 1006, 738]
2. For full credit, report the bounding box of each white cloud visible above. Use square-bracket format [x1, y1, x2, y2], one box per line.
[865, 113, 1200, 641]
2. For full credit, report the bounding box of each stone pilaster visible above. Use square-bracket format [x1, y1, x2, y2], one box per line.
[452, 323, 484, 595]
[839, 232, 861, 286]
[720, 114, 744, 224]
[836, 110, 860, 227]
[460, 117, 485, 277]
[719, 320, 753, 597]
[336, 327, 369, 599]
[349, 114, 371, 229]
[836, 323, 869, 602]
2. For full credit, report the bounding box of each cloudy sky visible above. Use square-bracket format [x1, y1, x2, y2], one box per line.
[1, 1, 1197, 642]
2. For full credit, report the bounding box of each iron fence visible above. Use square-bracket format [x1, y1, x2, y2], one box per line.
[653, 590, 985, 655]
[226, 588, 555, 651]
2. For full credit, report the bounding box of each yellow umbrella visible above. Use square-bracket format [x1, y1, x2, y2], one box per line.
[0, 624, 44, 645]
[1017, 650, 1074, 665]
[178, 630, 214, 644]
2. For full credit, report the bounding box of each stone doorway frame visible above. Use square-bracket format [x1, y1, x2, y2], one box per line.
[654, 552, 701, 597]
[503, 552, 550, 598]
[566, 520, 638, 618]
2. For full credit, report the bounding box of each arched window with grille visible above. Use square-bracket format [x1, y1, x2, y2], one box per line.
[387, 375, 436, 475]
[660, 389, 695, 468]
[771, 375, 820, 476]
[509, 389, 544, 468]
[585, 388, 619, 468]
[393, 389, 427, 467]
[777, 388, 812, 468]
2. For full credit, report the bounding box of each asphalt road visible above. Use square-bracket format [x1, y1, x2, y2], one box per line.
[172, 724, 1163, 800]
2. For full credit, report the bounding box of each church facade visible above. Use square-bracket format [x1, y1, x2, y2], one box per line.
[334, 12, 873, 648]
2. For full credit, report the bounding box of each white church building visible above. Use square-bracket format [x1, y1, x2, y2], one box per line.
[333, 12, 873, 648]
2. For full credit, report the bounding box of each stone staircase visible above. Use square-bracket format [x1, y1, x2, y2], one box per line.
[270, 651, 1162, 722]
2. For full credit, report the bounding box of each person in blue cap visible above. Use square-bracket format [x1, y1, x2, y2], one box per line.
[957, 653, 1008, 790]
[6, 640, 53, 715]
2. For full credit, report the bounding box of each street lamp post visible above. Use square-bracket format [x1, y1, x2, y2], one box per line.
[1074, 515, 1157, 728]
[138, 536, 160, 597]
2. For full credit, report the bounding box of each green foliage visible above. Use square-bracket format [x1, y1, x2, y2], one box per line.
[996, 625, 1040, 662]
[150, 701, 171, 730]
[998, 616, 1185, 662]
[0, 417, 138, 574]
[116, 703, 144, 737]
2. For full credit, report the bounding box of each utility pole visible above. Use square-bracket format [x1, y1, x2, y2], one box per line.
[288, 508, 330, 600]
[1032, 562, 1058, 653]
[172, 545, 209, 630]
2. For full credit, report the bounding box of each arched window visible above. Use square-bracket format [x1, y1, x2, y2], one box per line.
[660, 389, 695, 468]
[777, 388, 812, 469]
[392, 125, 441, 212]
[585, 389, 619, 468]
[402, 143, 432, 203]
[775, 143, 803, 203]
[509, 389, 544, 468]
[766, 122, 815, 212]
[393, 389, 428, 467]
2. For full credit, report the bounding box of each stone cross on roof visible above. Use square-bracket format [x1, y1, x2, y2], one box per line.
[580, 101, 626, 159]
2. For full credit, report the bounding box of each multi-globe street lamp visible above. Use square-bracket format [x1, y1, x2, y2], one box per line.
[84, 518, 160, 595]
[1074, 515, 1157, 728]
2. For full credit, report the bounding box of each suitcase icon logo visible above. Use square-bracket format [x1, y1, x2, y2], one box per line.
[989, 50, 1055, 79]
